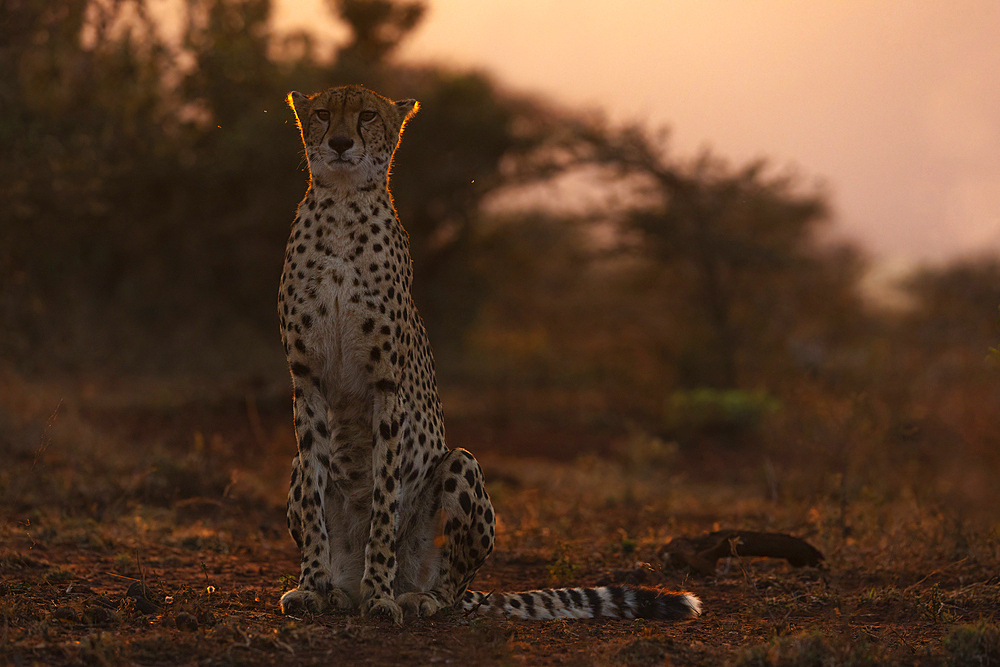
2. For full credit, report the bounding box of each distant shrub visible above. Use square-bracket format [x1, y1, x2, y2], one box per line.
[664, 388, 780, 440]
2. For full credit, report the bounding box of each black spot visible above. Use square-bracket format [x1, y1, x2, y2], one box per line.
[458, 491, 471, 515]
[444, 477, 457, 493]
[291, 362, 311, 377]
[362, 318, 375, 333]
[370, 347, 381, 362]
[375, 379, 396, 393]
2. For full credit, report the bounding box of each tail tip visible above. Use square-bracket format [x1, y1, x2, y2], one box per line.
[680, 593, 702, 618]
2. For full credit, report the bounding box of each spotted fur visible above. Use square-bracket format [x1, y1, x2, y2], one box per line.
[277, 85, 700, 624]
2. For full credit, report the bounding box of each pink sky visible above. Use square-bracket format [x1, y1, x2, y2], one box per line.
[275, 0, 1000, 268]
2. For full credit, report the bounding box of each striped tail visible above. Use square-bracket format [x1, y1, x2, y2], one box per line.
[459, 586, 701, 620]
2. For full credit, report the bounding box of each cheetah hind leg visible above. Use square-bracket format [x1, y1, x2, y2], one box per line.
[396, 449, 496, 618]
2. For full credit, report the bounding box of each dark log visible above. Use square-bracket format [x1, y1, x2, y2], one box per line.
[661, 530, 824, 576]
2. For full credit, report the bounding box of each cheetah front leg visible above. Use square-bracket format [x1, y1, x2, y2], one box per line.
[359, 387, 404, 623]
[280, 380, 352, 615]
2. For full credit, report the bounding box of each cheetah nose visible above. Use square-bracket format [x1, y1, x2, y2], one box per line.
[328, 136, 354, 154]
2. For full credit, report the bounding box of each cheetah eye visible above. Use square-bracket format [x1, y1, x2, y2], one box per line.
[315, 109, 330, 121]
[359, 110, 377, 122]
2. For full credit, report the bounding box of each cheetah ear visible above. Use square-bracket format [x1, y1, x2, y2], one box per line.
[287, 91, 311, 131]
[394, 98, 419, 127]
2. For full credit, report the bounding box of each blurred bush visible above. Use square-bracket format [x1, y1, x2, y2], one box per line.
[0, 0, 553, 378]
[665, 388, 780, 443]
[2, 0, 999, 515]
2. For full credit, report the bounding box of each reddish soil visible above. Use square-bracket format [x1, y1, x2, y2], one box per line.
[2, 390, 999, 666]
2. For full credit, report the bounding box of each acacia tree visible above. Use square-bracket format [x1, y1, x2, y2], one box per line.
[332, 0, 425, 71]
[632, 157, 831, 388]
[534, 124, 866, 390]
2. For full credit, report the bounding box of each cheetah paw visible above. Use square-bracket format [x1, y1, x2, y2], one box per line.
[362, 596, 403, 624]
[327, 587, 354, 612]
[397, 592, 445, 617]
[280, 588, 325, 615]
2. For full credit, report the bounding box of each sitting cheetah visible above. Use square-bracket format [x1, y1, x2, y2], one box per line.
[277, 84, 701, 623]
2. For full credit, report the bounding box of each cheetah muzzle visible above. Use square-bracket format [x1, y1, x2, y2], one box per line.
[277, 84, 701, 623]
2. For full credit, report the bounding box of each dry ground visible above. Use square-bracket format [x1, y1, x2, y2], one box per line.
[2, 376, 999, 666]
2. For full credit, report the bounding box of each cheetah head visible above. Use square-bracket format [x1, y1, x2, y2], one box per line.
[288, 85, 419, 191]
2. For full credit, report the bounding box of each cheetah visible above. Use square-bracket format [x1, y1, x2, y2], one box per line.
[277, 84, 702, 623]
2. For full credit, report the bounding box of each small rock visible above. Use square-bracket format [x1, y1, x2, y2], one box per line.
[175, 612, 199, 631]
[126, 582, 160, 614]
[126, 582, 156, 600]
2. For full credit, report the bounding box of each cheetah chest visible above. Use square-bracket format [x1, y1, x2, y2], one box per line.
[281, 206, 407, 400]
